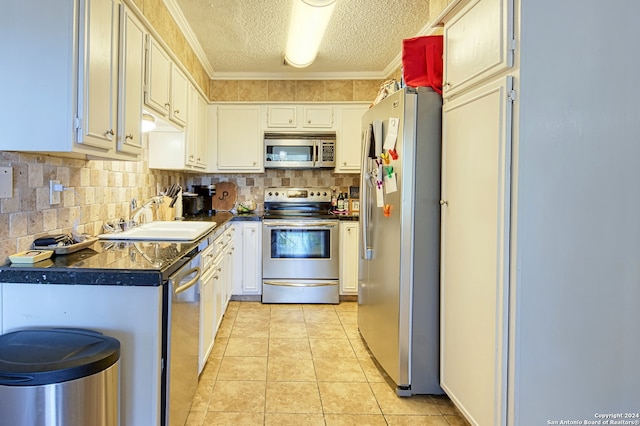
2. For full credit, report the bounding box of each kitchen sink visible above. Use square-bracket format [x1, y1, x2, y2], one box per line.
[97, 221, 216, 241]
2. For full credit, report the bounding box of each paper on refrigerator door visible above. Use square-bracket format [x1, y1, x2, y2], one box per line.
[384, 172, 398, 194]
[383, 117, 400, 150]
[376, 163, 385, 207]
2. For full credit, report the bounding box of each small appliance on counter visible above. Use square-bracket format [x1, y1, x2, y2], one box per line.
[193, 184, 216, 214]
[181, 192, 204, 216]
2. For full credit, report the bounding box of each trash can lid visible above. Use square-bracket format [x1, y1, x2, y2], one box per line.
[0, 328, 120, 386]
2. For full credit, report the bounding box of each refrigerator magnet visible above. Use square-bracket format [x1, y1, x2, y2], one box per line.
[383, 204, 392, 217]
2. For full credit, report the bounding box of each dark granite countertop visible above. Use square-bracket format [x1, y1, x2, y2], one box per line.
[0, 211, 252, 287]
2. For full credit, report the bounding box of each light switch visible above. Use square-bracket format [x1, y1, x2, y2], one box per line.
[0, 166, 12, 198]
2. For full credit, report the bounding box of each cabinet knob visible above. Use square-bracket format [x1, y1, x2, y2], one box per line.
[125, 134, 133, 140]
[288, 119, 293, 123]
[105, 129, 114, 136]
[343, 161, 347, 166]
[439, 200, 448, 206]
[174, 109, 180, 114]
[252, 161, 257, 166]
[164, 102, 170, 108]
[307, 119, 311, 124]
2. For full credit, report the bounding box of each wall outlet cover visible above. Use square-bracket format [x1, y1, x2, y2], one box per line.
[0, 167, 12, 198]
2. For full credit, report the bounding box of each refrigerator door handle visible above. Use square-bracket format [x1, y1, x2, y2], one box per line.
[360, 125, 373, 260]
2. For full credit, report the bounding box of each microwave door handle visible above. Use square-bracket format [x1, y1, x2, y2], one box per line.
[314, 142, 318, 167]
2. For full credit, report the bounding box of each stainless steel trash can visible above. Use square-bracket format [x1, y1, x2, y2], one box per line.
[0, 328, 120, 426]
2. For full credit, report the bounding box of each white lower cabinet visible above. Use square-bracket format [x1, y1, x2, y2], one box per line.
[232, 221, 263, 296]
[339, 221, 359, 295]
[1, 283, 164, 426]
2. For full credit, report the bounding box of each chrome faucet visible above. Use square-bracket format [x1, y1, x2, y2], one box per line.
[131, 196, 164, 225]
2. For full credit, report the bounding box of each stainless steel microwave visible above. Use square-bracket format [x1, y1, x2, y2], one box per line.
[264, 132, 336, 169]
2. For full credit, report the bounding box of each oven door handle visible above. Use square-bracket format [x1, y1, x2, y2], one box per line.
[171, 266, 201, 295]
[264, 221, 337, 228]
[263, 280, 339, 288]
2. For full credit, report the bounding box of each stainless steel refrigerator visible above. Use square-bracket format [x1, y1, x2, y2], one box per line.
[358, 86, 442, 395]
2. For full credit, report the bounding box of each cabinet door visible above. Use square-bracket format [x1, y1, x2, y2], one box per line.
[217, 106, 263, 171]
[303, 105, 333, 128]
[186, 85, 199, 167]
[199, 269, 215, 373]
[241, 222, 263, 295]
[440, 76, 513, 426]
[117, 5, 144, 156]
[77, 0, 119, 150]
[196, 93, 208, 168]
[145, 37, 171, 116]
[443, 0, 514, 97]
[339, 222, 359, 294]
[336, 105, 368, 173]
[266, 105, 296, 127]
[170, 65, 188, 126]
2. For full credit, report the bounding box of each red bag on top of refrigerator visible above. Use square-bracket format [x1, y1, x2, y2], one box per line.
[401, 36, 443, 94]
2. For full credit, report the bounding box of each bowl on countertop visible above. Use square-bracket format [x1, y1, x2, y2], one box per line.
[236, 200, 257, 213]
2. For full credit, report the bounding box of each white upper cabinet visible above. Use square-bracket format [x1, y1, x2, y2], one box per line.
[266, 105, 297, 127]
[117, 6, 145, 157]
[335, 104, 369, 173]
[145, 37, 188, 127]
[302, 105, 333, 128]
[264, 105, 333, 129]
[185, 85, 206, 170]
[78, 0, 119, 151]
[144, 37, 172, 116]
[442, 0, 514, 98]
[213, 105, 263, 172]
[0, 0, 141, 160]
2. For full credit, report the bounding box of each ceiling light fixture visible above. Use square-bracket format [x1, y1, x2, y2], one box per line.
[284, 0, 337, 68]
[141, 113, 156, 133]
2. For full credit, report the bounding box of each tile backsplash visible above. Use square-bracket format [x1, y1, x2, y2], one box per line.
[0, 147, 359, 263]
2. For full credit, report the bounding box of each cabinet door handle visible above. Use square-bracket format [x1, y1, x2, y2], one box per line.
[125, 134, 133, 140]
[288, 119, 293, 123]
[174, 109, 180, 114]
[440, 200, 448, 206]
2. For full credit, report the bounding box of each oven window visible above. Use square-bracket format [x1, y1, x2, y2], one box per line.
[270, 228, 331, 258]
[266, 145, 313, 162]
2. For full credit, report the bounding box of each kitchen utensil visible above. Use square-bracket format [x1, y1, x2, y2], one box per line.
[211, 182, 237, 211]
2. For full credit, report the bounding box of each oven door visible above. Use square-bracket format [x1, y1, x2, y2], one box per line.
[262, 219, 339, 279]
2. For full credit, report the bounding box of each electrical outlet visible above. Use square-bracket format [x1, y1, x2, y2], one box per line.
[0, 167, 12, 198]
[50, 180, 61, 205]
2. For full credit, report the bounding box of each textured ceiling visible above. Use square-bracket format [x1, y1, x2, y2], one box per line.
[172, 0, 433, 79]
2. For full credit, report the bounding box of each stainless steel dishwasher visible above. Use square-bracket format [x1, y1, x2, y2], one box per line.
[165, 252, 201, 426]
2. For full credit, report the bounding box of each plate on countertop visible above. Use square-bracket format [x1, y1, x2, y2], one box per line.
[33, 237, 99, 255]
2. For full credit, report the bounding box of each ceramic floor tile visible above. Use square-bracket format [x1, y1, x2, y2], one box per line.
[207, 381, 266, 413]
[303, 310, 341, 324]
[344, 327, 361, 341]
[269, 322, 307, 338]
[268, 356, 317, 381]
[217, 356, 268, 381]
[305, 322, 347, 339]
[270, 309, 305, 323]
[348, 335, 372, 358]
[224, 337, 269, 357]
[210, 337, 228, 357]
[237, 301, 269, 311]
[234, 309, 271, 324]
[357, 356, 388, 383]
[324, 414, 388, 425]
[430, 395, 460, 415]
[385, 415, 450, 425]
[190, 378, 214, 411]
[309, 338, 356, 358]
[269, 303, 304, 311]
[200, 357, 222, 381]
[313, 357, 367, 382]
[268, 338, 312, 358]
[230, 322, 270, 338]
[302, 304, 337, 312]
[369, 382, 440, 415]
[337, 311, 358, 325]
[443, 414, 472, 425]
[202, 411, 264, 425]
[265, 381, 323, 414]
[185, 410, 206, 426]
[334, 301, 358, 312]
[318, 382, 381, 414]
[215, 319, 234, 338]
[265, 413, 325, 426]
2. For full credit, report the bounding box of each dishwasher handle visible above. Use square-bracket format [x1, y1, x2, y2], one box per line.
[170, 266, 201, 295]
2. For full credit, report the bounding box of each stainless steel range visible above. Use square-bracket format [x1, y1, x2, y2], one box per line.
[262, 187, 339, 304]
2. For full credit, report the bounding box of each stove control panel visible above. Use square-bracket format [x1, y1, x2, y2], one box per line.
[264, 187, 331, 203]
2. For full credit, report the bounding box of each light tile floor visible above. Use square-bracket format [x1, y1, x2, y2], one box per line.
[186, 301, 471, 426]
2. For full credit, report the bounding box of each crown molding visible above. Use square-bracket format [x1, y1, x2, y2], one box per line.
[163, 0, 215, 78]
[210, 71, 387, 81]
